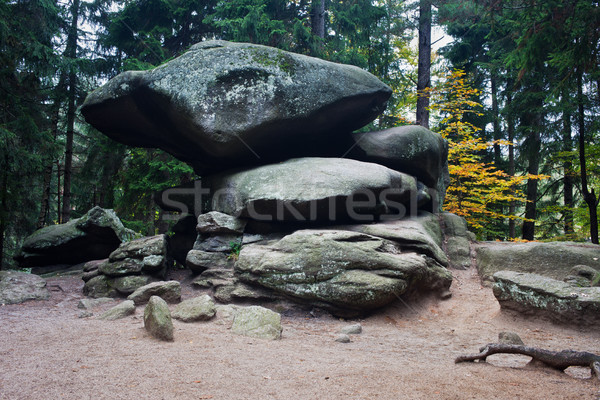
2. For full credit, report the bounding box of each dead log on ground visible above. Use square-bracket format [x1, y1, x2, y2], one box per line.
[455, 343, 600, 380]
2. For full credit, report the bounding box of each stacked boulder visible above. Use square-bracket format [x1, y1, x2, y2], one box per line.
[82, 40, 456, 316]
[83, 235, 170, 298]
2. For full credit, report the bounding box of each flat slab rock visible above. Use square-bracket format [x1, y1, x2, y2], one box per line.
[207, 157, 430, 222]
[0, 270, 50, 305]
[476, 241, 600, 282]
[493, 270, 600, 326]
[81, 40, 392, 175]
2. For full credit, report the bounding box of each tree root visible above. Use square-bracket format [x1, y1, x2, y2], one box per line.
[455, 343, 600, 380]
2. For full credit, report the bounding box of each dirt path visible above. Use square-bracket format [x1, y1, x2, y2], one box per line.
[1, 267, 599, 399]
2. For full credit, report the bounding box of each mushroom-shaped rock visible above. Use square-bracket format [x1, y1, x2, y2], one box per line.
[81, 41, 392, 174]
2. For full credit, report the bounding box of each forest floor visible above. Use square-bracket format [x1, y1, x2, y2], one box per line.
[0, 267, 599, 400]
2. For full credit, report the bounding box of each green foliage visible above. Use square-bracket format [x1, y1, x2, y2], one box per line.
[227, 241, 243, 261]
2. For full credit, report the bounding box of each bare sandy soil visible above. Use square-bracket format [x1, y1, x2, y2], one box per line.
[1, 267, 599, 400]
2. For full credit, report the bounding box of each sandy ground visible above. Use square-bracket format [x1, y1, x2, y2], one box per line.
[0, 267, 599, 400]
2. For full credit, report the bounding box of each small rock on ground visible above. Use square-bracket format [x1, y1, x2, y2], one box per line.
[340, 323, 362, 335]
[143, 296, 174, 341]
[335, 334, 351, 343]
[99, 300, 136, 321]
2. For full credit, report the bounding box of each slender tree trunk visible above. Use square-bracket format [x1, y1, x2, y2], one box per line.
[0, 163, 9, 270]
[521, 96, 543, 241]
[491, 73, 502, 165]
[577, 69, 599, 244]
[562, 94, 574, 236]
[505, 88, 517, 239]
[57, 161, 62, 223]
[416, 0, 431, 128]
[61, 0, 80, 223]
[311, 0, 325, 39]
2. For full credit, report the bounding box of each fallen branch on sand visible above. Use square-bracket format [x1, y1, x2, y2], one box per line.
[455, 343, 600, 380]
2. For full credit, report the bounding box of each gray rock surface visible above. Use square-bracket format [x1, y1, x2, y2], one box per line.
[16, 206, 134, 268]
[492, 270, 600, 326]
[172, 295, 216, 322]
[83, 235, 169, 297]
[0, 270, 50, 305]
[340, 323, 362, 335]
[99, 300, 136, 320]
[476, 242, 600, 282]
[231, 306, 282, 340]
[335, 334, 351, 343]
[441, 213, 472, 270]
[77, 297, 114, 310]
[81, 40, 392, 175]
[128, 281, 181, 305]
[498, 331, 524, 345]
[345, 125, 448, 189]
[207, 157, 430, 222]
[197, 212, 247, 235]
[186, 250, 232, 274]
[82, 275, 118, 298]
[236, 229, 452, 317]
[143, 296, 174, 341]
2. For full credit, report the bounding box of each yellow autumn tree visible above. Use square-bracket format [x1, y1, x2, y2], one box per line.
[427, 70, 545, 237]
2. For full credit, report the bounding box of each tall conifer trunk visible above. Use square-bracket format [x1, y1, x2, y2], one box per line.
[416, 0, 431, 128]
[61, 0, 79, 223]
[577, 69, 599, 244]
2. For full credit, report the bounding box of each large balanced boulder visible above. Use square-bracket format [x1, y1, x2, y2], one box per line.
[16, 206, 134, 268]
[0, 270, 50, 305]
[493, 270, 600, 326]
[81, 40, 392, 174]
[476, 241, 600, 282]
[235, 229, 452, 317]
[207, 157, 430, 223]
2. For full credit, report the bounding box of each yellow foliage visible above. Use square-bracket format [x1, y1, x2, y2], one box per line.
[428, 70, 547, 235]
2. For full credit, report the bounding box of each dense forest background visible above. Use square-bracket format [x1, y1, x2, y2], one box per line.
[1, 0, 599, 269]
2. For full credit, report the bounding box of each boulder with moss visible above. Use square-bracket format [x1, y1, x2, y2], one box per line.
[15, 206, 134, 269]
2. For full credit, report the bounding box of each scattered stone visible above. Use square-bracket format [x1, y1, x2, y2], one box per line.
[82, 275, 118, 298]
[172, 295, 216, 322]
[335, 334, 351, 343]
[128, 281, 181, 305]
[498, 331, 524, 346]
[0, 270, 50, 305]
[78, 311, 93, 318]
[143, 296, 174, 341]
[99, 259, 144, 277]
[207, 157, 427, 222]
[77, 297, 114, 310]
[99, 300, 136, 321]
[81, 40, 392, 175]
[439, 289, 452, 300]
[112, 275, 155, 295]
[340, 323, 362, 335]
[493, 270, 600, 326]
[15, 206, 134, 268]
[231, 306, 282, 340]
